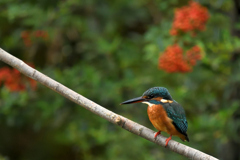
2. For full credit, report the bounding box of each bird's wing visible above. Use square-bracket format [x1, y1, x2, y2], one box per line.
[163, 102, 188, 136]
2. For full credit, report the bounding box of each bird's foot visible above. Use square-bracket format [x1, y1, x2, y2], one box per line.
[154, 131, 161, 139]
[165, 135, 172, 147]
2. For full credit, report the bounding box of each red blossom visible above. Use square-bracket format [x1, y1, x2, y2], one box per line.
[159, 1, 206, 73]
[0, 64, 37, 92]
[170, 1, 209, 36]
[0, 67, 11, 85]
[21, 30, 48, 47]
[34, 30, 48, 39]
[21, 31, 30, 39]
[186, 45, 202, 66]
[159, 45, 202, 73]
[159, 44, 191, 73]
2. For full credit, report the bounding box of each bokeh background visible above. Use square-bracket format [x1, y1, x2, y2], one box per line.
[0, 0, 240, 159]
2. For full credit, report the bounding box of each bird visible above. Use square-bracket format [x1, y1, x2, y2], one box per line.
[120, 87, 189, 147]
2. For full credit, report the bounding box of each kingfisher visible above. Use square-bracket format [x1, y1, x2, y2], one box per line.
[121, 87, 189, 147]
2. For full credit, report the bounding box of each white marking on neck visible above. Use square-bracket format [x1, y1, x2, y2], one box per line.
[160, 99, 168, 103]
[142, 101, 154, 107]
[160, 99, 173, 103]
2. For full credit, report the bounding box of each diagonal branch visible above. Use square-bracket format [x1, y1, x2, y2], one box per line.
[0, 48, 218, 160]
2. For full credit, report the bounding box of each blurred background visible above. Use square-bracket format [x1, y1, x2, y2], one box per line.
[0, 0, 240, 159]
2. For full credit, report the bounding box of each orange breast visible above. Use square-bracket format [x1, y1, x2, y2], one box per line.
[147, 104, 183, 138]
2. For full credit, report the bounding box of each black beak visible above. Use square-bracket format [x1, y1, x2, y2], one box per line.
[120, 96, 146, 105]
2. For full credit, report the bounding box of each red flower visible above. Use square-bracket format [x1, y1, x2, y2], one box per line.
[159, 44, 191, 73]
[0, 64, 37, 92]
[159, 45, 202, 73]
[0, 67, 11, 84]
[170, 1, 209, 36]
[160, 2, 205, 73]
[21, 31, 30, 39]
[34, 30, 49, 39]
[186, 45, 202, 66]
[21, 31, 32, 46]
[21, 30, 48, 47]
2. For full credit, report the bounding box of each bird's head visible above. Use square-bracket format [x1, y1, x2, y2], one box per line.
[120, 87, 173, 106]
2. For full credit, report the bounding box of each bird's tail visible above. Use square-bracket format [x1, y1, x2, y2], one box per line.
[185, 134, 189, 142]
[180, 133, 189, 142]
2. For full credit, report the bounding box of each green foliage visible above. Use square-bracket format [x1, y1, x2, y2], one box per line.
[0, 0, 239, 159]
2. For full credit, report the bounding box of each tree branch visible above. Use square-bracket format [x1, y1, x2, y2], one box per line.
[0, 48, 218, 160]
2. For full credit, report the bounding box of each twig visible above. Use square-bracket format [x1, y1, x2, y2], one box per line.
[0, 48, 218, 160]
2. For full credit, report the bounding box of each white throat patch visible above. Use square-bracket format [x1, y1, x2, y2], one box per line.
[142, 101, 154, 107]
[142, 99, 173, 107]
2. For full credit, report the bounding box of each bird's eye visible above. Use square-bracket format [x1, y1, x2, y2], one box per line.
[148, 95, 154, 99]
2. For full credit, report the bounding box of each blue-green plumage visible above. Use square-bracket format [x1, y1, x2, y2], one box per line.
[162, 101, 189, 141]
[121, 87, 189, 145]
[142, 87, 173, 100]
